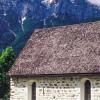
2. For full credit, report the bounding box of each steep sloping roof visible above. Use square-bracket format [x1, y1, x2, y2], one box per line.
[8, 21, 100, 76]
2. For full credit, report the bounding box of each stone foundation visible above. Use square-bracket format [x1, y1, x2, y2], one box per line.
[10, 75, 100, 100]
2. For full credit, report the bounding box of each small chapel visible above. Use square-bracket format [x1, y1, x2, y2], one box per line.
[8, 21, 100, 100]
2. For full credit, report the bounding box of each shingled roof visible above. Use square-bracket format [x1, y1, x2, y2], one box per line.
[8, 21, 100, 76]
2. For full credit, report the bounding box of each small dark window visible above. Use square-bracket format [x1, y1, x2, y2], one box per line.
[32, 82, 36, 100]
[84, 80, 91, 100]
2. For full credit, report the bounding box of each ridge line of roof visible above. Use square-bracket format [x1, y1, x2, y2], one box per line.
[34, 21, 100, 32]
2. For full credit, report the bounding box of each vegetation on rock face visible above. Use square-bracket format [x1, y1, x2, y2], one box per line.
[0, 47, 15, 99]
[1, 0, 100, 54]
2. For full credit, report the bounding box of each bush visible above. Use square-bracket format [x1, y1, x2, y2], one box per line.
[0, 47, 15, 99]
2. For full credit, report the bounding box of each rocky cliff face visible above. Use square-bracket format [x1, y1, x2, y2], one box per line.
[1, 0, 100, 53]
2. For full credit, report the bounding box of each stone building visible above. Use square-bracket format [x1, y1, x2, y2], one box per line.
[8, 21, 100, 100]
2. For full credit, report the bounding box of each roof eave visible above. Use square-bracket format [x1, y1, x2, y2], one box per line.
[7, 72, 100, 78]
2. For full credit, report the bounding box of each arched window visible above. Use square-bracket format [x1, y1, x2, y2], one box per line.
[84, 80, 91, 100]
[32, 82, 36, 100]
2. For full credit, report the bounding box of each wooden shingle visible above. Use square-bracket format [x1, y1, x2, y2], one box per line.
[8, 21, 100, 76]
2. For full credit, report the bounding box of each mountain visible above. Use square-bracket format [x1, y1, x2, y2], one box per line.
[1, 0, 100, 54]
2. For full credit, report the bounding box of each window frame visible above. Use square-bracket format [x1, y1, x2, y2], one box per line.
[32, 82, 36, 100]
[84, 80, 91, 100]
[80, 78, 91, 100]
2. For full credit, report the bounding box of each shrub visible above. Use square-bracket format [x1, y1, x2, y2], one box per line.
[0, 47, 15, 99]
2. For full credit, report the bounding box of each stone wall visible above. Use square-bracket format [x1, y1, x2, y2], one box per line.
[10, 75, 100, 100]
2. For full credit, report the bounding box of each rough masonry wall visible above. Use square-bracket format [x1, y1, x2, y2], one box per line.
[36, 76, 80, 100]
[10, 78, 28, 100]
[91, 77, 100, 100]
[10, 76, 100, 100]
